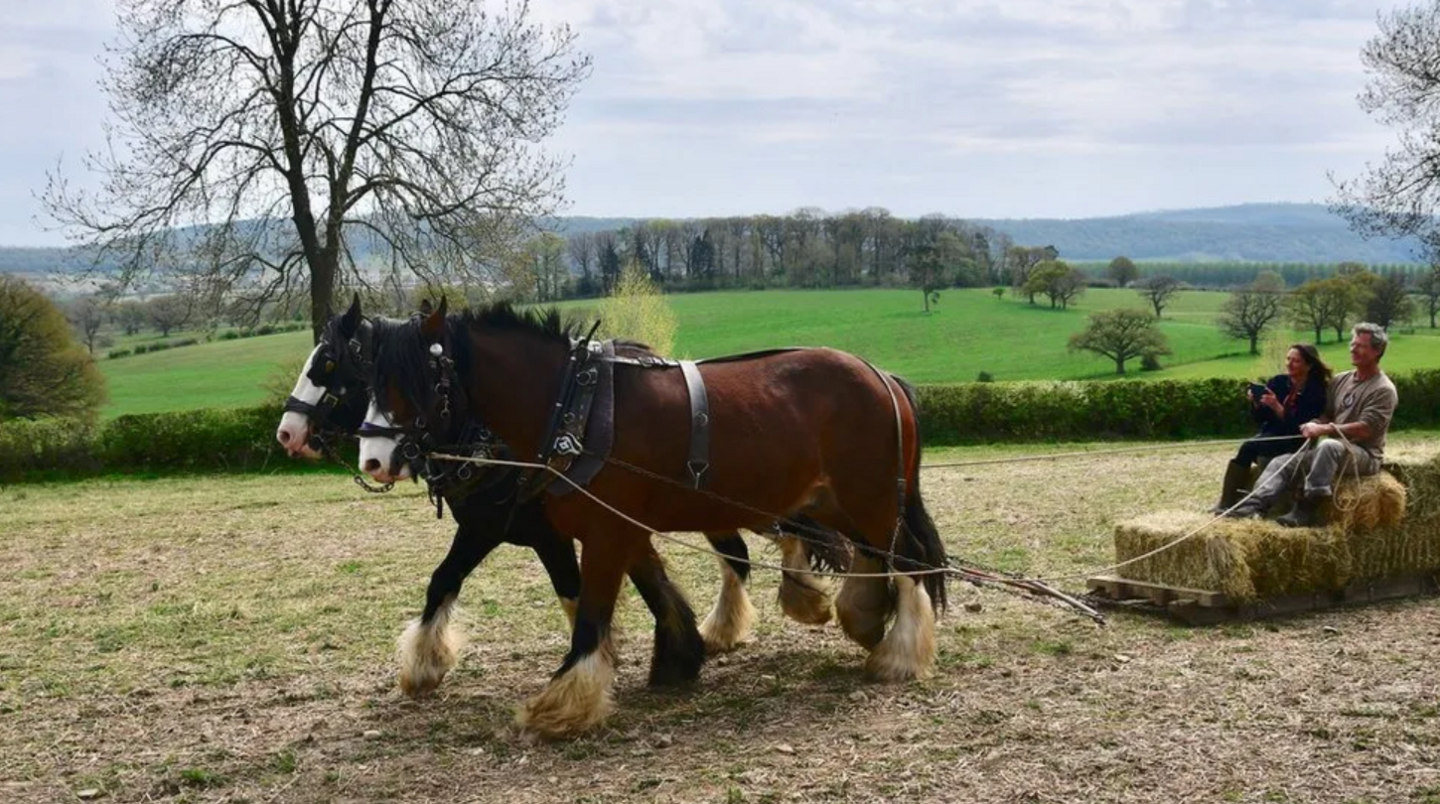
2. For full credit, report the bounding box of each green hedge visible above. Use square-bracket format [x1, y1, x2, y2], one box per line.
[917, 371, 1440, 445]
[0, 405, 293, 483]
[917, 378, 1250, 444]
[3, 371, 1439, 482]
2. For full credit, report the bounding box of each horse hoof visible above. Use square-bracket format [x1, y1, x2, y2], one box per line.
[863, 652, 933, 684]
[396, 616, 461, 698]
[398, 668, 446, 698]
[515, 653, 615, 738]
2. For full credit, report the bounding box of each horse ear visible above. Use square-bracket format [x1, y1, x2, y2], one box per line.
[340, 293, 362, 336]
[422, 296, 447, 340]
[418, 298, 433, 316]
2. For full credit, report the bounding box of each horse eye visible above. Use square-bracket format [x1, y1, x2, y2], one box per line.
[325, 360, 337, 373]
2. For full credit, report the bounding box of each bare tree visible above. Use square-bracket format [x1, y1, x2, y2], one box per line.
[146, 294, 192, 337]
[1366, 271, 1416, 329]
[114, 299, 147, 336]
[1413, 264, 1440, 328]
[566, 231, 597, 291]
[1219, 280, 1285, 355]
[1135, 275, 1182, 319]
[43, 0, 590, 342]
[1288, 277, 1358, 344]
[66, 296, 107, 355]
[1331, 3, 1440, 250]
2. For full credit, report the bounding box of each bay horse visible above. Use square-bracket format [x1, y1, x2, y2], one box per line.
[358, 300, 948, 738]
[275, 299, 834, 700]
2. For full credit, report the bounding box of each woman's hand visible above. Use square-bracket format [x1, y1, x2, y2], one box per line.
[1261, 389, 1282, 416]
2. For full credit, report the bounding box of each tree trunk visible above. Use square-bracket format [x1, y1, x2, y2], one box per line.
[1314, 325, 1322, 344]
[1115, 356, 1126, 374]
[1249, 334, 1260, 355]
[309, 250, 338, 345]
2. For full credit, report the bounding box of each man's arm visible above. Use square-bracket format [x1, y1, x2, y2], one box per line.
[1303, 420, 1373, 442]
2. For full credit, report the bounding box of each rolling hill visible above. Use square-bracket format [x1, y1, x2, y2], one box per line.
[3, 203, 1425, 275]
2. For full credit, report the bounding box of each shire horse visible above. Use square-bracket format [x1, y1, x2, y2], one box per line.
[275, 300, 834, 701]
[358, 299, 948, 737]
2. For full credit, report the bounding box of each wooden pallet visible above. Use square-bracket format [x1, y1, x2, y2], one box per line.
[1086, 573, 1440, 626]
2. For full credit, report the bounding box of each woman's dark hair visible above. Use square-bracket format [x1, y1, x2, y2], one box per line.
[1290, 343, 1333, 386]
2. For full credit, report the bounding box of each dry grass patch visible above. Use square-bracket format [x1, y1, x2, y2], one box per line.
[1, 435, 1439, 803]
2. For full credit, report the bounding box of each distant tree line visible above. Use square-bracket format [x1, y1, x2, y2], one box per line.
[533, 212, 1434, 304]
[551, 210, 1020, 299]
[1070, 259, 1426, 290]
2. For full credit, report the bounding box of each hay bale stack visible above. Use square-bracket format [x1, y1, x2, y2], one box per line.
[1114, 461, 1440, 603]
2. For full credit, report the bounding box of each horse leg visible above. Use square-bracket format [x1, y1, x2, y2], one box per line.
[865, 573, 936, 682]
[834, 551, 892, 651]
[398, 523, 501, 697]
[698, 530, 756, 654]
[523, 506, 582, 631]
[776, 534, 833, 625]
[517, 534, 636, 738]
[628, 544, 705, 686]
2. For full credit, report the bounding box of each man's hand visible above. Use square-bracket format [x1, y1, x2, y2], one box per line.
[1300, 421, 1330, 440]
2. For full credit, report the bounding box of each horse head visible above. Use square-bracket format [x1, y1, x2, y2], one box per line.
[357, 296, 475, 483]
[358, 298, 579, 485]
[275, 294, 374, 458]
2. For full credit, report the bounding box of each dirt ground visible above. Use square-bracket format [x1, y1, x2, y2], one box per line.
[2, 436, 1438, 804]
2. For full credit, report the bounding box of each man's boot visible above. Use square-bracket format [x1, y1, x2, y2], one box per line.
[1210, 460, 1252, 514]
[1223, 494, 1266, 519]
[1277, 491, 1330, 528]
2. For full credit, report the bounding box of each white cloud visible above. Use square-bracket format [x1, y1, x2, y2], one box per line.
[0, 0, 1422, 243]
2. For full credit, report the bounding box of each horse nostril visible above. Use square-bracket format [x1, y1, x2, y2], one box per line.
[363, 458, 381, 473]
[278, 429, 291, 444]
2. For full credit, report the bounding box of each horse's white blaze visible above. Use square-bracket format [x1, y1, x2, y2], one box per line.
[275, 345, 324, 458]
[358, 400, 410, 482]
[698, 556, 755, 654]
[516, 643, 616, 737]
[397, 603, 464, 697]
[864, 575, 936, 683]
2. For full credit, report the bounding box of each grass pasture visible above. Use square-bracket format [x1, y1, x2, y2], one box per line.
[4, 434, 1440, 803]
[96, 288, 1440, 419]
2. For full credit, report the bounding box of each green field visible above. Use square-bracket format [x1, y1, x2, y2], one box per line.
[98, 288, 1440, 418]
[100, 329, 311, 417]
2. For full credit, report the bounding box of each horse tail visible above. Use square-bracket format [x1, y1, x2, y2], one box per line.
[890, 374, 948, 614]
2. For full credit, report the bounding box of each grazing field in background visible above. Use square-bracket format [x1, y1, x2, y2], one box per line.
[3, 434, 1438, 803]
[97, 288, 1440, 418]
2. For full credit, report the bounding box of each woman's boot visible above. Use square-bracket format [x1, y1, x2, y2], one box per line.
[1210, 460, 1251, 514]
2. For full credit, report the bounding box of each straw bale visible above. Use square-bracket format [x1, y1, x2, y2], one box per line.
[1113, 462, 1440, 603]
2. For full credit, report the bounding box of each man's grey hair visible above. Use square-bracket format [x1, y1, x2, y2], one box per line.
[1353, 322, 1389, 357]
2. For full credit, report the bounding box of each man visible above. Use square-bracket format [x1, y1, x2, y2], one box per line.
[1225, 322, 1398, 527]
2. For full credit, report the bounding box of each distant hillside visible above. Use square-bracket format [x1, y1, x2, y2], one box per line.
[2, 204, 1424, 273]
[975, 203, 1424, 264]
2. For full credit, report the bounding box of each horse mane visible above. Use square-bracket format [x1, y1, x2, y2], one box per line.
[367, 314, 453, 419]
[369, 301, 665, 419]
[460, 302, 580, 344]
[461, 301, 660, 356]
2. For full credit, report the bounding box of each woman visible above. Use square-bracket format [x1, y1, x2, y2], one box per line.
[1211, 343, 1332, 513]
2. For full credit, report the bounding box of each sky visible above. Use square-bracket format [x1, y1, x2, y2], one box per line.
[0, 0, 1415, 247]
